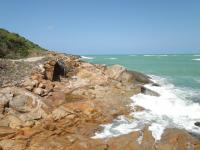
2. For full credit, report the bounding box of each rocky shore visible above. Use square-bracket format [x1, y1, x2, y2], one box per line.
[0, 51, 200, 150]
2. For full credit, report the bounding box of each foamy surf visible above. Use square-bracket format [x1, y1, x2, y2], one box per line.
[144, 55, 168, 57]
[192, 58, 200, 61]
[92, 75, 200, 141]
[105, 57, 118, 60]
[81, 56, 94, 59]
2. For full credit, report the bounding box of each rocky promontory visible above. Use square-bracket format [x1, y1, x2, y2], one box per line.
[0, 51, 200, 150]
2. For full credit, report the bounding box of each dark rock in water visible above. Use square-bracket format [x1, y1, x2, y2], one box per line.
[195, 122, 200, 127]
[152, 83, 160, 87]
[141, 86, 160, 97]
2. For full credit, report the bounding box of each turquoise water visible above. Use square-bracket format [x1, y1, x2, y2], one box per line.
[84, 54, 200, 89]
[84, 54, 200, 140]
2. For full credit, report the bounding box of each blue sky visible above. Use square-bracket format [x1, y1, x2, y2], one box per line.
[1, 0, 200, 54]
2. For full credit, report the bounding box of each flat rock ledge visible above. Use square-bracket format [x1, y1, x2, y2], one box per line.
[0, 52, 199, 150]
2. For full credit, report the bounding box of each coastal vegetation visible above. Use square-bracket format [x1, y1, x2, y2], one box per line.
[0, 28, 44, 59]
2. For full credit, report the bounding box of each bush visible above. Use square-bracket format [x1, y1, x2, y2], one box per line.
[0, 28, 45, 59]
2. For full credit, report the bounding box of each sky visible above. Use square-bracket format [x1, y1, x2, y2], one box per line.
[0, 0, 200, 54]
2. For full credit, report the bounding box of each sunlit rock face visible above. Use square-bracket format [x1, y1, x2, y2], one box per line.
[0, 52, 199, 150]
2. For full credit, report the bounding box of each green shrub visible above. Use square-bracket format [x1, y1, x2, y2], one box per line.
[0, 28, 45, 59]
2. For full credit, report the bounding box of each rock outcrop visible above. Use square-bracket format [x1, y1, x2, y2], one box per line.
[0, 52, 199, 150]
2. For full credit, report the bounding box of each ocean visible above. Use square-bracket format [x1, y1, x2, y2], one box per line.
[81, 54, 200, 140]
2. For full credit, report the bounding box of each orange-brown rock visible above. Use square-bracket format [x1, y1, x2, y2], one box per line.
[0, 52, 199, 150]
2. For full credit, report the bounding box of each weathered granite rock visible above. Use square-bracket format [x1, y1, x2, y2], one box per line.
[9, 94, 33, 113]
[23, 79, 38, 91]
[33, 87, 44, 96]
[0, 52, 199, 150]
[0, 92, 13, 114]
[44, 59, 68, 81]
[0, 126, 16, 138]
[129, 70, 152, 84]
[44, 60, 56, 81]
[52, 106, 74, 121]
[0, 87, 49, 130]
[105, 64, 126, 80]
[7, 115, 24, 129]
[141, 86, 160, 96]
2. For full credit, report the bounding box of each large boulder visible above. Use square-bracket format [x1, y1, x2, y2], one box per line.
[129, 70, 151, 84]
[105, 65, 126, 80]
[76, 62, 108, 86]
[105, 65, 151, 85]
[44, 59, 68, 81]
[9, 94, 34, 113]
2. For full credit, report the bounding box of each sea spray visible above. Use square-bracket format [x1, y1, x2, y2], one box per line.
[92, 75, 200, 141]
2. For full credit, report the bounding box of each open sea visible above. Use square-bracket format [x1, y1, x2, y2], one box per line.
[82, 54, 200, 140]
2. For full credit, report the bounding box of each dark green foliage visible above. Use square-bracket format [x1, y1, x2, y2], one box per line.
[0, 28, 44, 59]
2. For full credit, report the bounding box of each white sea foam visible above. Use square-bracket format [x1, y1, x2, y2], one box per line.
[144, 55, 156, 56]
[131, 76, 200, 140]
[192, 58, 200, 61]
[194, 78, 200, 84]
[105, 57, 118, 60]
[92, 75, 200, 141]
[81, 56, 94, 59]
[92, 116, 143, 139]
[144, 55, 168, 57]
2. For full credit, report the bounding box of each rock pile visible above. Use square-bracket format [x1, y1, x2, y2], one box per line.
[0, 52, 199, 150]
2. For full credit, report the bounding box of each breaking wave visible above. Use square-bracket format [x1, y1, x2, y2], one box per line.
[81, 56, 94, 60]
[92, 75, 200, 141]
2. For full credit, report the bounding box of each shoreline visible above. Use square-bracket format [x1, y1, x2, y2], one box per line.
[0, 51, 200, 149]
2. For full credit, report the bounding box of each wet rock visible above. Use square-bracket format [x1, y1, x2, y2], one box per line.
[141, 86, 160, 96]
[195, 122, 200, 127]
[152, 83, 160, 87]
